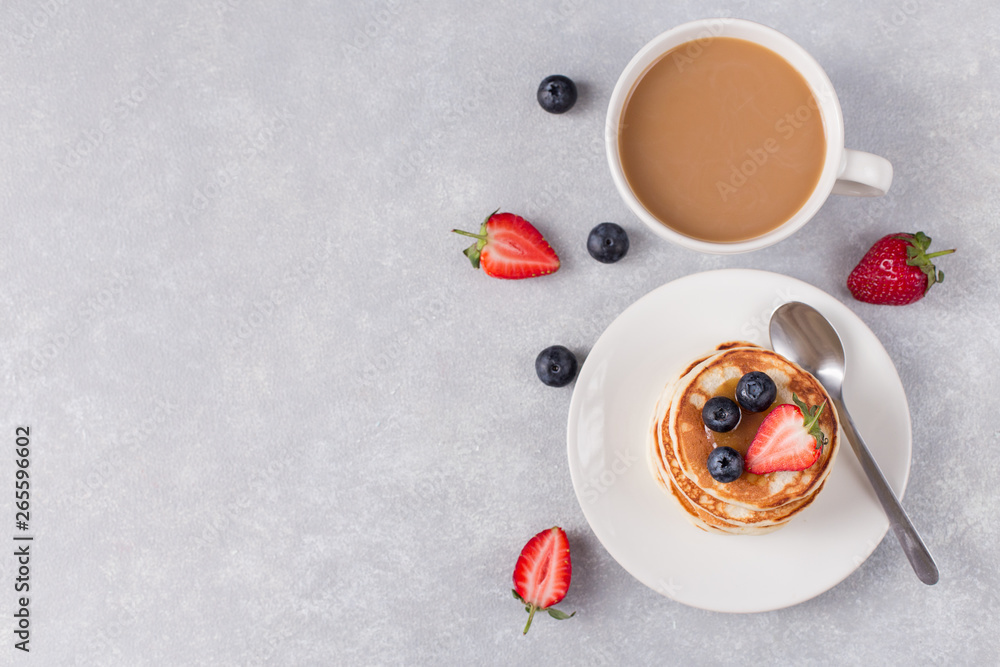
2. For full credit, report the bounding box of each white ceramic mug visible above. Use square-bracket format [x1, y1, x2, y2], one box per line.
[606, 18, 893, 254]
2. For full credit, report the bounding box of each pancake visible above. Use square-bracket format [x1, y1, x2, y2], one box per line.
[648, 416, 800, 535]
[669, 346, 839, 511]
[649, 439, 778, 534]
[651, 388, 824, 529]
[646, 342, 840, 534]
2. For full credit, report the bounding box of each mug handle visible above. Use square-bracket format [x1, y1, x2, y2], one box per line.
[832, 149, 893, 197]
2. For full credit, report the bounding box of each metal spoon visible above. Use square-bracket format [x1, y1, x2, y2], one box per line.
[769, 301, 938, 585]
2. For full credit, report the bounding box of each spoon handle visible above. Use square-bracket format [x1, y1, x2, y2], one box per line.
[833, 398, 939, 585]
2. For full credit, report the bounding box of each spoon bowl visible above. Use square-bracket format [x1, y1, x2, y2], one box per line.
[770, 301, 939, 585]
[769, 302, 847, 398]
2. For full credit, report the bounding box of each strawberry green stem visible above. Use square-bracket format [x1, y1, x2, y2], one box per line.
[523, 604, 537, 635]
[803, 401, 825, 433]
[925, 249, 956, 259]
[451, 229, 487, 241]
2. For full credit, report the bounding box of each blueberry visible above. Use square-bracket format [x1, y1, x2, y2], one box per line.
[735, 371, 777, 413]
[707, 446, 744, 483]
[587, 222, 629, 263]
[537, 75, 577, 114]
[702, 396, 741, 433]
[535, 345, 578, 387]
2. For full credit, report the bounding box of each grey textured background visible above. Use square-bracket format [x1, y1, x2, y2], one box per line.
[2, 0, 998, 664]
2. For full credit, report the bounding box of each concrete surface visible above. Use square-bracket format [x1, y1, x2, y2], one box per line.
[2, 0, 998, 664]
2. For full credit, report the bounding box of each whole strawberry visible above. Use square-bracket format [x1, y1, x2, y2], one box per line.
[511, 527, 575, 634]
[847, 232, 956, 305]
[452, 210, 560, 279]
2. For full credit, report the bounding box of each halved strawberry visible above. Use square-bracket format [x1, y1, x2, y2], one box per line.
[452, 210, 560, 279]
[744, 395, 828, 475]
[511, 527, 575, 634]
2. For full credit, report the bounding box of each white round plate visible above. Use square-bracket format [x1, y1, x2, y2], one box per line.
[567, 269, 912, 613]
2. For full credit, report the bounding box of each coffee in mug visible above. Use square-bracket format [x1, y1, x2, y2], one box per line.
[606, 19, 894, 254]
[619, 37, 826, 244]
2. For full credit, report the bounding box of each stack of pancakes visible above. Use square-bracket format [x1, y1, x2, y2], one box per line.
[648, 342, 840, 535]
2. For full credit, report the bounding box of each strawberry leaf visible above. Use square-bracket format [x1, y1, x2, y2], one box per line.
[547, 608, 576, 620]
[512, 589, 525, 603]
[462, 242, 482, 269]
[792, 393, 828, 450]
[452, 210, 497, 271]
[898, 231, 956, 294]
